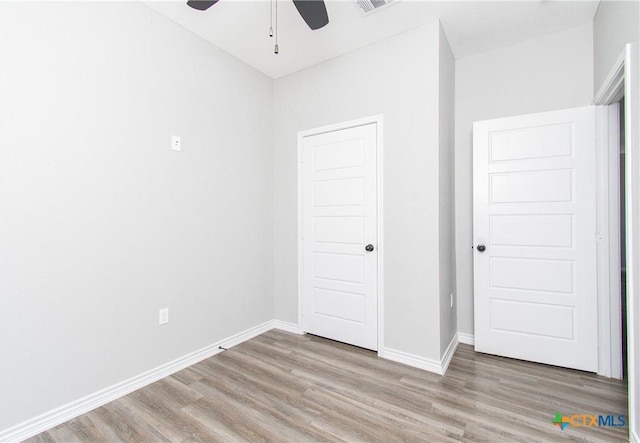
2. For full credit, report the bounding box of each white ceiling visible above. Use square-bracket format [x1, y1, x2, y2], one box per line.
[143, 0, 600, 79]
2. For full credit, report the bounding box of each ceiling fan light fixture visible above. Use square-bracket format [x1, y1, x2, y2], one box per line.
[269, 0, 274, 37]
[186, 0, 219, 11]
[292, 0, 329, 30]
[185, 0, 330, 55]
[273, 0, 279, 53]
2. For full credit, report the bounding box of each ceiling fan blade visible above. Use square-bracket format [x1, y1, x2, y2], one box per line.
[186, 0, 219, 11]
[292, 0, 329, 30]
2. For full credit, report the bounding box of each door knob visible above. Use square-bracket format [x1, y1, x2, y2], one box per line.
[476, 244, 486, 252]
[365, 244, 375, 252]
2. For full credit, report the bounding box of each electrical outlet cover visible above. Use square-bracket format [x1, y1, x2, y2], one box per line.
[171, 135, 181, 151]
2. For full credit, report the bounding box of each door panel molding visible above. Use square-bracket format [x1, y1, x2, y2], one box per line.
[297, 115, 384, 353]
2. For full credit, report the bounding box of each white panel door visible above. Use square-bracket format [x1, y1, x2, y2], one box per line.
[473, 106, 598, 372]
[301, 123, 378, 350]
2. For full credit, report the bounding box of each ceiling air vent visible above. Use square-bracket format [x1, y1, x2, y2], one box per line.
[354, 0, 398, 15]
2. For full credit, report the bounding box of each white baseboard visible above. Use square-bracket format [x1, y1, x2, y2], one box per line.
[382, 333, 462, 376]
[382, 347, 444, 374]
[440, 334, 459, 374]
[219, 321, 275, 349]
[0, 320, 276, 443]
[457, 332, 475, 346]
[1, 321, 474, 442]
[273, 320, 302, 335]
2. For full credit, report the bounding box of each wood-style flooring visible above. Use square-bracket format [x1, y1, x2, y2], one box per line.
[27, 329, 628, 442]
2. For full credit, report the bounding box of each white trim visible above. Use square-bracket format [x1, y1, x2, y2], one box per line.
[623, 43, 639, 443]
[607, 104, 623, 379]
[219, 321, 276, 350]
[297, 127, 304, 344]
[297, 115, 383, 138]
[297, 115, 385, 353]
[595, 104, 623, 379]
[0, 320, 275, 443]
[1, 320, 468, 442]
[440, 334, 459, 374]
[273, 320, 303, 335]
[382, 348, 444, 375]
[457, 332, 475, 346]
[376, 117, 385, 354]
[595, 105, 609, 375]
[593, 44, 640, 442]
[382, 334, 459, 376]
[594, 50, 625, 106]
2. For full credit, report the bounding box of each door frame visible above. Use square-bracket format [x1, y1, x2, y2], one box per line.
[595, 103, 622, 379]
[594, 43, 639, 441]
[297, 114, 384, 353]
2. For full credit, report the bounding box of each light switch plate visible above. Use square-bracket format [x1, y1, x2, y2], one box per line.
[159, 308, 169, 325]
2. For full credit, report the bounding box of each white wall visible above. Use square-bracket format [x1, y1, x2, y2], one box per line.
[0, 2, 273, 431]
[455, 24, 594, 335]
[594, 0, 639, 93]
[438, 24, 457, 354]
[273, 23, 449, 361]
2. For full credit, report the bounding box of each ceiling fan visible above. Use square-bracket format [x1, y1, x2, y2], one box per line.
[186, 0, 329, 31]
